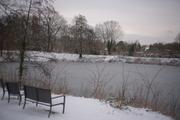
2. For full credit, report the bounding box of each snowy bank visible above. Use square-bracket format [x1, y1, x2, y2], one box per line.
[0, 51, 180, 66]
[0, 89, 173, 120]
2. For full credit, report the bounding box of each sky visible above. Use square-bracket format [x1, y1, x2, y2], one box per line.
[53, 0, 180, 45]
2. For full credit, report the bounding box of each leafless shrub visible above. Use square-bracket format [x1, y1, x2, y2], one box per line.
[126, 65, 180, 118]
[51, 63, 70, 94]
[129, 83, 145, 107]
[87, 63, 115, 100]
[25, 61, 55, 88]
[115, 63, 130, 108]
[80, 82, 91, 97]
[23, 66, 48, 87]
[166, 90, 180, 117]
[0, 63, 19, 82]
[150, 84, 163, 111]
[23, 61, 70, 94]
[135, 65, 164, 107]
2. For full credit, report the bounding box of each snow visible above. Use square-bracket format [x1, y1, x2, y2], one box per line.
[0, 89, 173, 120]
[1, 51, 180, 66]
[28, 51, 177, 63]
[26, 51, 180, 66]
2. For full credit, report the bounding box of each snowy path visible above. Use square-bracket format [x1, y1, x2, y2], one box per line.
[0, 90, 173, 120]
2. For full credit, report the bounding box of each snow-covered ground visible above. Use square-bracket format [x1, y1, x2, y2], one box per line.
[0, 89, 173, 120]
[1, 51, 180, 66]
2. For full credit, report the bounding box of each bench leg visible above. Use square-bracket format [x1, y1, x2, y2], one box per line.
[1, 91, 5, 100]
[19, 95, 22, 106]
[8, 94, 10, 103]
[48, 106, 52, 118]
[62, 96, 66, 114]
[23, 98, 26, 109]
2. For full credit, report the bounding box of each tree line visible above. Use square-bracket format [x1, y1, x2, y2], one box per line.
[0, 0, 123, 57]
[0, 0, 179, 57]
[0, 0, 180, 79]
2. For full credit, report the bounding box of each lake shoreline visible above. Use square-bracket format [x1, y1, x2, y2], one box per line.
[0, 51, 180, 66]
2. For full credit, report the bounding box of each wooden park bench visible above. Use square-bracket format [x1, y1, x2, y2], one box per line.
[23, 85, 66, 117]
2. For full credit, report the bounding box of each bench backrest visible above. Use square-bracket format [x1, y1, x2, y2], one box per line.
[24, 85, 38, 101]
[37, 88, 51, 104]
[6, 82, 20, 95]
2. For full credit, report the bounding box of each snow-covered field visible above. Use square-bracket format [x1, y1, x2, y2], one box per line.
[1, 51, 180, 66]
[0, 89, 173, 120]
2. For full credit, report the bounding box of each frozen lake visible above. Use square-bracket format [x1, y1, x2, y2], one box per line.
[57, 62, 180, 97]
[1, 62, 180, 98]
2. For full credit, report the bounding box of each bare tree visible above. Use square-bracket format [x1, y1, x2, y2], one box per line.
[175, 32, 180, 49]
[128, 41, 141, 56]
[0, 0, 20, 56]
[19, 0, 33, 81]
[0, 0, 19, 15]
[175, 32, 180, 44]
[71, 15, 88, 58]
[39, 5, 67, 52]
[95, 21, 123, 55]
[0, 0, 56, 80]
[0, 0, 36, 80]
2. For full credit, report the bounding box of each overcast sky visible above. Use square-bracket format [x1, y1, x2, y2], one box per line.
[53, 0, 180, 45]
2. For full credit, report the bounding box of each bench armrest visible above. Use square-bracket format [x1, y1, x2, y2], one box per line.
[52, 95, 65, 99]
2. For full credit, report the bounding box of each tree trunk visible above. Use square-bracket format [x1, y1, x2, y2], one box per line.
[47, 22, 51, 52]
[19, 0, 32, 81]
[79, 36, 83, 59]
[107, 41, 112, 55]
[0, 37, 4, 56]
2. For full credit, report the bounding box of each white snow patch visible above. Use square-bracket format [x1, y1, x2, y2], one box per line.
[0, 51, 180, 66]
[0, 89, 173, 120]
